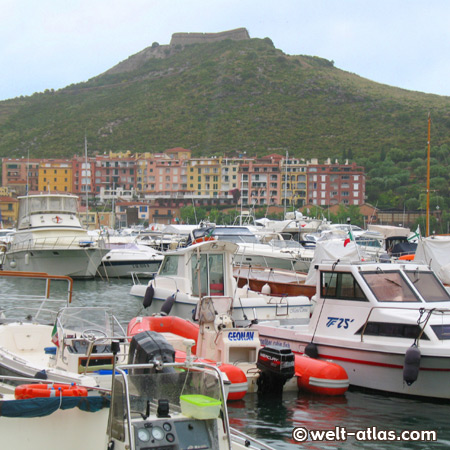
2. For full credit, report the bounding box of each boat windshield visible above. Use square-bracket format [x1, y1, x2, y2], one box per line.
[404, 270, 450, 303]
[110, 368, 222, 441]
[56, 307, 126, 339]
[191, 253, 225, 297]
[361, 271, 421, 303]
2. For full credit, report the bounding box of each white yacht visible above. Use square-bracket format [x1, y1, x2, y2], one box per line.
[254, 259, 450, 399]
[2, 194, 106, 278]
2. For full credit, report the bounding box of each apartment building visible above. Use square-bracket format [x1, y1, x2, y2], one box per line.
[281, 155, 307, 207]
[38, 159, 72, 193]
[238, 155, 282, 206]
[2, 158, 40, 195]
[306, 159, 365, 206]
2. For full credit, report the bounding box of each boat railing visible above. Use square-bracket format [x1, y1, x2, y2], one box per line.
[360, 305, 450, 343]
[8, 235, 96, 252]
[0, 271, 73, 322]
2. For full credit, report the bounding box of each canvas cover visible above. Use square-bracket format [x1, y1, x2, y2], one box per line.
[414, 236, 450, 285]
[305, 239, 361, 286]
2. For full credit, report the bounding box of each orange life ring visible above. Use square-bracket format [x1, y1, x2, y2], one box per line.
[15, 383, 88, 400]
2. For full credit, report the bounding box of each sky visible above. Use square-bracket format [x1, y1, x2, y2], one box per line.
[1, 0, 450, 101]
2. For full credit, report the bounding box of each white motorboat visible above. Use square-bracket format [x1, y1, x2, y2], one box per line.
[2, 194, 107, 278]
[0, 271, 127, 390]
[130, 240, 312, 325]
[254, 259, 450, 399]
[0, 335, 274, 450]
[97, 243, 164, 278]
[188, 225, 315, 272]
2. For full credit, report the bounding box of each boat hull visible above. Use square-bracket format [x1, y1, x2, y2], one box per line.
[257, 325, 450, 399]
[3, 248, 106, 279]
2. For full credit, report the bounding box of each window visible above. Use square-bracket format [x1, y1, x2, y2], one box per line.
[361, 271, 420, 302]
[191, 253, 225, 297]
[159, 256, 179, 276]
[321, 272, 367, 301]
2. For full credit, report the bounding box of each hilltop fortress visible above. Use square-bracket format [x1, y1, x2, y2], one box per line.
[102, 28, 250, 76]
[170, 28, 250, 46]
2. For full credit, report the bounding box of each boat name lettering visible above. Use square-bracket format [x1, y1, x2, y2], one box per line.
[326, 317, 354, 329]
[228, 331, 255, 341]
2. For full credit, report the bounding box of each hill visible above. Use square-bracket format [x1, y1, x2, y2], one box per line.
[1, 36, 450, 160]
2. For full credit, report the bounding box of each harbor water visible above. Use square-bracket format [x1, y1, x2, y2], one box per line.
[1, 276, 450, 449]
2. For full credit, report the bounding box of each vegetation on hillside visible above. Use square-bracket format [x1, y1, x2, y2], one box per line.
[0, 37, 449, 224]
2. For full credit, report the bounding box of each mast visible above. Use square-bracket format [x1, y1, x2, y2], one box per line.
[84, 135, 89, 228]
[284, 151, 288, 218]
[426, 113, 431, 237]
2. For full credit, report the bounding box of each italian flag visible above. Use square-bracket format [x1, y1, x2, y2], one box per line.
[344, 229, 354, 247]
[51, 323, 59, 347]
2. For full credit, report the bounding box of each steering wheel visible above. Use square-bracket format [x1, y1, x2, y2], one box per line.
[81, 328, 108, 343]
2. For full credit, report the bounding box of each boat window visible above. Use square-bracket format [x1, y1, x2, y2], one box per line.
[405, 270, 450, 303]
[191, 254, 225, 297]
[159, 255, 180, 276]
[431, 325, 450, 340]
[356, 322, 429, 340]
[361, 271, 420, 302]
[321, 272, 368, 301]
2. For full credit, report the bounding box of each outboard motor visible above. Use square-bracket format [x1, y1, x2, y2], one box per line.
[128, 331, 175, 373]
[256, 346, 295, 394]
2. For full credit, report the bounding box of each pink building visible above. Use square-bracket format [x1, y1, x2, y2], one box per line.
[238, 155, 282, 206]
[1, 158, 40, 195]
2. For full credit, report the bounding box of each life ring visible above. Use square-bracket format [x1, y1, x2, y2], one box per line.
[15, 383, 88, 400]
[193, 236, 215, 245]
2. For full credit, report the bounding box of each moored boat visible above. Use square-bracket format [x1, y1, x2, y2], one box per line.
[127, 296, 349, 399]
[2, 194, 107, 278]
[254, 259, 450, 399]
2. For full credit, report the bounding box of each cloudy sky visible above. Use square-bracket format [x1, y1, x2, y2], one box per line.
[1, 0, 450, 101]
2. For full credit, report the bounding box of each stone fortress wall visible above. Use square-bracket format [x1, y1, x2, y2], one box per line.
[170, 28, 250, 46]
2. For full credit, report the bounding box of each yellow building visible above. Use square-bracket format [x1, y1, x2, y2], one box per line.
[38, 160, 73, 193]
[0, 196, 19, 227]
[187, 157, 222, 198]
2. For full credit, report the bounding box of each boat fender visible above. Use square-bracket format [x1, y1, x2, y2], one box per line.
[403, 345, 421, 386]
[143, 284, 155, 309]
[261, 283, 271, 295]
[304, 342, 319, 359]
[160, 293, 176, 316]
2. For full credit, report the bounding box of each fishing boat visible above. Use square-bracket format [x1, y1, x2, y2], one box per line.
[129, 240, 312, 325]
[97, 243, 164, 278]
[127, 296, 349, 400]
[0, 333, 274, 450]
[2, 193, 107, 278]
[254, 259, 450, 399]
[0, 271, 127, 390]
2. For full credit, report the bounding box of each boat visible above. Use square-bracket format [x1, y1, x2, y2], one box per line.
[97, 243, 164, 278]
[233, 265, 316, 298]
[129, 239, 312, 325]
[2, 193, 107, 278]
[253, 258, 450, 399]
[0, 333, 274, 450]
[127, 296, 349, 399]
[0, 271, 127, 390]
[187, 225, 315, 272]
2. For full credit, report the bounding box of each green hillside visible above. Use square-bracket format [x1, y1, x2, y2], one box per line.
[1, 37, 450, 160]
[0, 36, 449, 225]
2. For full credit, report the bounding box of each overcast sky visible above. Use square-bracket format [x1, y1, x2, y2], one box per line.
[1, 0, 450, 101]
